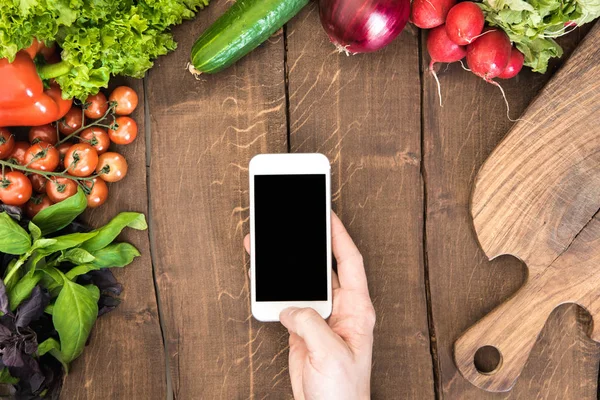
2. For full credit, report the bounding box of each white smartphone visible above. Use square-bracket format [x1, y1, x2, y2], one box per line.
[249, 153, 332, 322]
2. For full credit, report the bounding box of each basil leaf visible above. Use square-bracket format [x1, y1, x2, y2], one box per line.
[60, 248, 95, 264]
[8, 270, 43, 311]
[44, 303, 54, 315]
[0, 279, 9, 315]
[0, 212, 31, 255]
[31, 238, 57, 251]
[40, 267, 65, 298]
[28, 221, 42, 241]
[91, 243, 140, 268]
[65, 264, 99, 281]
[37, 338, 69, 373]
[15, 285, 49, 328]
[4, 260, 18, 292]
[42, 232, 99, 253]
[81, 212, 147, 252]
[0, 368, 19, 384]
[33, 189, 87, 235]
[53, 278, 99, 363]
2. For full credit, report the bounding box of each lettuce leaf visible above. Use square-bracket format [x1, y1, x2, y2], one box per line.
[480, 0, 599, 73]
[0, 0, 209, 99]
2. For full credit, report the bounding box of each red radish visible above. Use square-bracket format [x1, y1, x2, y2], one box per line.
[319, 0, 411, 54]
[497, 47, 524, 79]
[466, 28, 511, 81]
[410, 0, 456, 29]
[427, 25, 467, 105]
[445, 2, 485, 45]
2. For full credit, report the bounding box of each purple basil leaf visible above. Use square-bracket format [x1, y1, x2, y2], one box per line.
[1, 205, 23, 221]
[0, 323, 12, 342]
[3, 345, 45, 393]
[0, 279, 9, 316]
[98, 296, 121, 316]
[16, 287, 50, 329]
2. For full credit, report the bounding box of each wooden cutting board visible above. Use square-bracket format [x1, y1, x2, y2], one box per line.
[453, 21, 600, 392]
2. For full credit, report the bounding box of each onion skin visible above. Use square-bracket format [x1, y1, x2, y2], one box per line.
[319, 0, 411, 53]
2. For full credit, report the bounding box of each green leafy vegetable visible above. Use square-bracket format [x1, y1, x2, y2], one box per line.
[0, 0, 210, 99]
[81, 212, 147, 252]
[91, 243, 141, 268]
[480, 0, 600, 73]
[33, 189, 87, 235]
[8, 269, 43, 311]
[53, 277, 100, 363]
[0, 213, 31, 254]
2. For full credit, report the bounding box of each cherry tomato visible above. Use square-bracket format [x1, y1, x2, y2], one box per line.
[83, 177, 108, 208]
[25, 142, 60, 172]
[79, 127, 110, 154]
[25, 194, 53, 218]
[84, 92, 109, 119]
[0, 128, 15, 159]
[56, 143, 71, 163]
[64, 143, 98, 177]
[46, 177, 78, 203]
[7, 142, 29, 165]
[96, 152, 128, 182]
[108, 116, 137, 145]
[0, 171, 32, 206]
[29, 124, 58, 145]
[58, 107, 83, 135]
[29, 173, 48, 193]
[109, 86, 138, 115]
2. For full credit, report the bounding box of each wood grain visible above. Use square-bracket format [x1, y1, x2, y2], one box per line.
[145, 0, 289, 398]
[61, 78, 166, 399]
[423, 24, 599, 399]
[455, 23, 600, 392]
[286, 5, 435, 399]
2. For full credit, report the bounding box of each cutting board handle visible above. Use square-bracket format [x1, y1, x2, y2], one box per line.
[454, 268, 562, 392]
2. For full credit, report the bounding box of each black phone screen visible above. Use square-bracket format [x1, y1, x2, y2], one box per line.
[254, 174, 327, 302]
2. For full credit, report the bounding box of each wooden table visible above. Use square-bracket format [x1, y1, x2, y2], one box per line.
[60, 2, 597, 399]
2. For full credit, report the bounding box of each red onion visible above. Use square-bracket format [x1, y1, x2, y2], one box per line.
[318, 0, 411, 54]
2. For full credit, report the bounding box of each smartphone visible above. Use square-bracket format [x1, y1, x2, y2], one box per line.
[249, 153, 332, 322]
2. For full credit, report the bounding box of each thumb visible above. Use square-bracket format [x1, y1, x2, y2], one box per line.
[280, 307, 346, 355]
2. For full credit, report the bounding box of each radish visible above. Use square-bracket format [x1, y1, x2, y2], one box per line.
[445, 2, 485, 45]
[410, 0, 456, 29]
[466, 28, 511, 81]
[427, 25, 467, 105]
[497, 47, 524, 79]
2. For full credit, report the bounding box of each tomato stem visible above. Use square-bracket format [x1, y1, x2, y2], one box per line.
[0, 160, 101, 182]
[56, 102, 117, 145]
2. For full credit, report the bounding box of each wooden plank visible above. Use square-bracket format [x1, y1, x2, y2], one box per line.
[61, 78, 167, 399]
[145, 1, 289, 398]
[286, 5, 435, 399]
[423, 26, 599, 398]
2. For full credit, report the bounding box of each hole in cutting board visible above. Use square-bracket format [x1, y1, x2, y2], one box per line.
[474, 346, 502, 374]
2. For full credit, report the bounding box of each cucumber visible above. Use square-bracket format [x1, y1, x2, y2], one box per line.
[189, 0, 309, 74]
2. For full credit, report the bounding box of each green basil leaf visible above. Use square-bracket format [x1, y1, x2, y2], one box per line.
[53, 278, 99, 363]
[81, 212, 147, 252]
[29, 221, 42, 241]
[31, 238, 57, 251]
[4, 260, 18, 292]
[60, 248, 95, 264]
[8, 269, 43, 311]
[37, 338, 69, 373]
[0, 368, 19, 384]
[45, 303, 54, 315]
[40, 267, 65, 298]
[42, 232, 99, 253]
[32, 189, 87, 235]
[65, 264, 99, 281]
[0, 212, 31, 255]
[91, 243, 140, 268]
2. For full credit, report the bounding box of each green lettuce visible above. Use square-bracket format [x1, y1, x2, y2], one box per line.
[480, 0, 600, 73]
[0, 0, 209, 99]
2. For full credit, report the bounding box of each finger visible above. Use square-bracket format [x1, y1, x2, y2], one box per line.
[332, 269, 340, 290]
[331, 212, 369, 294]
[243, 234, 250, 254]
[280, 307, 346, 355]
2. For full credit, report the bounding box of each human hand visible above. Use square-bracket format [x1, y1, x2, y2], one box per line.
[244, 212, 375, 400]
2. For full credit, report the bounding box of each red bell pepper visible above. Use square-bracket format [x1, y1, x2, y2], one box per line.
[0, 40, 72, 127]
